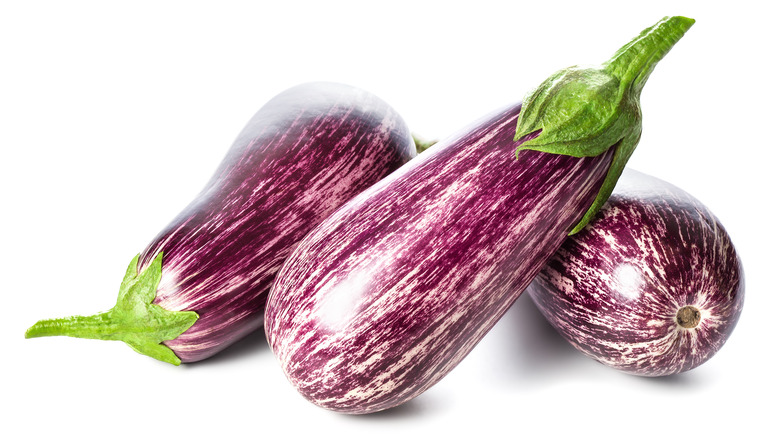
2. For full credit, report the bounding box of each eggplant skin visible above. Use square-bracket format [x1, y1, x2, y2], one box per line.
[526, 169, 744, 377]
[265, 102, 614, 414]
[137, 82, 416, 363]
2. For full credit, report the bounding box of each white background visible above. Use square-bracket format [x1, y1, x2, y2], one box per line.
[2, 1, 776, 436]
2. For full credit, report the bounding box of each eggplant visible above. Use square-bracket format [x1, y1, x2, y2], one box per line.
[25, 82, 417, 365]
[525, 169, 744, 376]
[265, 17, 695, 413]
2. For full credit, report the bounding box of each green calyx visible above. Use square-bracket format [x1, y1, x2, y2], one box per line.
[514, 16, 695, 234]
[413, 133, 437, 154]
[25, 252, 199, 365]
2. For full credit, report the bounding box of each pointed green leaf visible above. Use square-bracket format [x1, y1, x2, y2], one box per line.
[125, 339, 183, 366]
[116, 254, 140, 304]
[568, 128, 641, 234]
[146, 304, 200, 342]
[120, 251, 164, 307]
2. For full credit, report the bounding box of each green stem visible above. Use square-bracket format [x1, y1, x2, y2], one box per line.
[604, 16, 696, 95]
[25, 312, 120, 340]
[513, 16, 695, 234]
[24, 252, 199, 366]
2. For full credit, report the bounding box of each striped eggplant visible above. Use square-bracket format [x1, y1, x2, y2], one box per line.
[25, 82, 417, 365]
[526, 168, 744, 376]
[265, 17, 695, 413]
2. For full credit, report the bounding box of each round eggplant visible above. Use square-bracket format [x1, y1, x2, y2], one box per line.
[526, 168, 744, 376]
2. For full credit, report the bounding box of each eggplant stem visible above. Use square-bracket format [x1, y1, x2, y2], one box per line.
[24, 252, 198, 365]
[604, 16, 696, 95]
[25, 312, 120, 340]
[513, 16, 695, 234]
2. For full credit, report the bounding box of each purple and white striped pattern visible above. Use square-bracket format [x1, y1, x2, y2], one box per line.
[136, 82, 415, 362]
[526, 169, 744, 376]
[265, 102, 615, 414]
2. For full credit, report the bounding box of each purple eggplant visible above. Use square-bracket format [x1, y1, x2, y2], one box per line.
[265, 17, 694, 413]
[25, 82, 416, 365]
[526, 169, 744, 376]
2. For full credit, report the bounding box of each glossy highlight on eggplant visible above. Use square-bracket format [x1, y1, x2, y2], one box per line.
[25, 82, 417, 364]
[526, 169, 744, 376]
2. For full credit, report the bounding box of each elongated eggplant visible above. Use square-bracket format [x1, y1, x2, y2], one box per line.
[25, 82, 416, 365]
[265, 17, 695, 413]
[526, 169, 744, 376]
